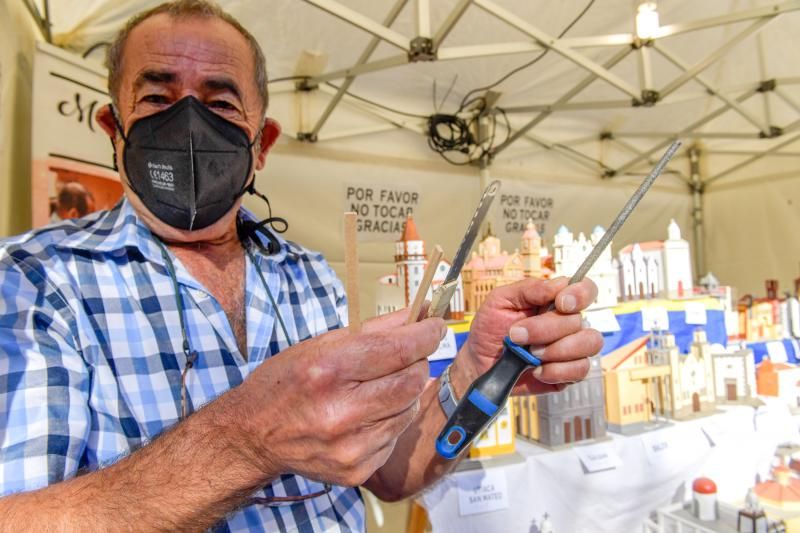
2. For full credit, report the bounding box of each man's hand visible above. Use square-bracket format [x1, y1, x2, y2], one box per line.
[233, 312, 445, 487]
[452, 277, 603, 396]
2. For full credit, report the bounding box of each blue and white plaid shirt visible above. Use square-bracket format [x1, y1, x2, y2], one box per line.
[0, 199, 364, 532]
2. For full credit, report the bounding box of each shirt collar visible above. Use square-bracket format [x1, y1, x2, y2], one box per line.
[56, 197, 289, 265]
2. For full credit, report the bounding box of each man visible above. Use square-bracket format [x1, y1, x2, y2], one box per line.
[0, 1, 602, 531]
[53, 181, 94, 221]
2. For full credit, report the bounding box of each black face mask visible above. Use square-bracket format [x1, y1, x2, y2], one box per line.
[115, 96, 255, 231]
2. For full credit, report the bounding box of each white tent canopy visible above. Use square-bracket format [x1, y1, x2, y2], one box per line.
[18, 0, 800, 306]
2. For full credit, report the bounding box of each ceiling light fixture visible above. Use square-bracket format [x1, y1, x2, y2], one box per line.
[636, 1, 660, 40]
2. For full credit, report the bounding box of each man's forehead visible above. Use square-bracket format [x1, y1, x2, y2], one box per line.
[122, 14, 253, 86]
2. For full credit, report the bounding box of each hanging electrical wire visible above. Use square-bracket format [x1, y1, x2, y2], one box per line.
[427, 0, 596, 166]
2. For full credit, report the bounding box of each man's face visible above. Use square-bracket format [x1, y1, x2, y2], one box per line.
[98, 13, 279, 241]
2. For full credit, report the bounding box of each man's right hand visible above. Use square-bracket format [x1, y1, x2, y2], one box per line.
[231, 312, 446, 487]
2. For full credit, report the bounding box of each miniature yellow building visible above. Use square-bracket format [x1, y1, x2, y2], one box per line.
[602, 336, 671, 434]
[469, 400, 516, 458]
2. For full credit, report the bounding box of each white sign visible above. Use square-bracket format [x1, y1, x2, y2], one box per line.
[684, 302, 708, 325]
[343, 183, 420, 241]
[573, 442, 622, 473]
[457, 468, 510, 516]
[497, 191, 554, 236]
[766, 341, 788, 363]
[584, 308, 621, 333]
[641, 306, 670, 331]
[429, 328, 458, 361]
[641, 430, 679, 466]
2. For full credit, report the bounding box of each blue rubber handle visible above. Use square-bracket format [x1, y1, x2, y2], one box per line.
[435, 337, 541, 459]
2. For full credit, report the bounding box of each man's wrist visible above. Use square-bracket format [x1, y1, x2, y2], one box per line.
[447, 354, 479, 402]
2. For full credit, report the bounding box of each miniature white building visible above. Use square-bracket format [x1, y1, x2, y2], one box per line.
[647, 330, 717, 419]
[376, 216, 464, 318]
[712, 347, 757, 403]
[692, 477, 719, 522]
[619, 219, 694, 300]
[782, 295, 800, 338]
[552, 224, 619, 309]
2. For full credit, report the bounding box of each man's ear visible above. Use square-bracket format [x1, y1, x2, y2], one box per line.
[255, 118, 281, 171]
[96, 104, 119, 139]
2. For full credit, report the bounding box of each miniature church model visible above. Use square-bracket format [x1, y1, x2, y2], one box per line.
[618, 219, 693, 300]
[648, 329, 717, 419]
[375, 216, 464, 319]
[552, 224, 619, 308]
[461, 220, 544, 313]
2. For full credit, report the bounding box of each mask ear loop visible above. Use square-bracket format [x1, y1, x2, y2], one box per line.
[109, 106, 143, 197]
[237, 184, 289, 256]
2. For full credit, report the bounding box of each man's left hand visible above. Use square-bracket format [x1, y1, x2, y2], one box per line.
[450, 277, 604, 396]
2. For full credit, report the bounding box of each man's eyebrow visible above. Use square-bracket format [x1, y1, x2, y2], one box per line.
[134, 70, 177, 91]
[203, 77, 242, 100]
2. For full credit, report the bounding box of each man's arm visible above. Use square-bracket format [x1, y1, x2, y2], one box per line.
[0, 389, 273, 531]
[364, 277, 603, 501]
[0, 258, 446, 529]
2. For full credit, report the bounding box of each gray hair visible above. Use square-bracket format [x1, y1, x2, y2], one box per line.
[105, 0, 268, 114]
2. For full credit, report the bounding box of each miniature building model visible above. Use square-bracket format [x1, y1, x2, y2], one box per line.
[618, 219, 693, 300]
[461, 221, 545, 313]
[738, 280, 785, 342]
[552, 225, 619, 308]
[376, 216, 464, 318]
[757, 359, 800, 408]
[692, 477, 719, 522]
[469, 400, 515, 458]
[648, 330, 717, 419]
[644, 477, 785, 533]
[712, 347, 758, 403]
[514, 356, 606, 446]
[751, 464, 800, 531]
[602, 336, 670, 434]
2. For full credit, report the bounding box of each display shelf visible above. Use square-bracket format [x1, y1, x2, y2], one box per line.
[421, 400, 799, 533]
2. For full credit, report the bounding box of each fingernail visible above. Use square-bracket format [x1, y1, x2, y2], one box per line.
[509, 326, 529, 344]
[529, 345, 545, 357]
[533, 366, 543, 377]
[560, 294, 576, 312]
[441, 325, 448, 340]
[582, 318, 591, 329]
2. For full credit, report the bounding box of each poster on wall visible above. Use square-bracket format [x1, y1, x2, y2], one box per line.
[489, 178, 592, 253]
[342, 181, 421, 242]
[31, 42, 121, 227]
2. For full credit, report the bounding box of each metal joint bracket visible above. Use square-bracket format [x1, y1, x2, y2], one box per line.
[631, 37, 654, 50]
[296, 132, 318, 142]
[759, 126, 783, 139]
[689, 181, 705, 194]
[409, 37, 436, 62]
[637, 90, 660, 107]
[295, 80, 318, 92]
[602, 168, 617, 178]
[599, 131, 614, 141]
[757, 79, 777, 93]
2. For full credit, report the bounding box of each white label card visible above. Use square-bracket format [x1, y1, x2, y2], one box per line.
[573, 442, 622, 472]
[766, 341, 788, 363]
[684, 302, 708, 325]
[457, 468, 510, 516]
[641, 306, 670, 331]
[641, 430, 679, 466]
[428, 328, 457, 362]
[584, 309, 621, 333]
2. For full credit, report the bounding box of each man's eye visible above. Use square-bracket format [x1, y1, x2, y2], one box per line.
[209, 101, 236, 111]
[142, 95, 168, 104]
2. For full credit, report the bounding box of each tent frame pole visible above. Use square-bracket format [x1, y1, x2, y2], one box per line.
[689, 147, 706, 279]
